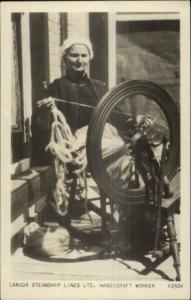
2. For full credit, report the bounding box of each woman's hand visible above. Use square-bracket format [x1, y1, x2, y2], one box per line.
[37, 97, 56, 110]
[35, 97, 56, 130]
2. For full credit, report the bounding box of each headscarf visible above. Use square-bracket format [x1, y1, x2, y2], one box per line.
[61, 37, 94, 60]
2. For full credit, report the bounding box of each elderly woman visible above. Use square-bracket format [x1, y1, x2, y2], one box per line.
[31, 38, 106, 166]
[31, 37, 112, 229]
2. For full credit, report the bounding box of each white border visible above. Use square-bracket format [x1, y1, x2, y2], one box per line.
[1, 2, 190, 300]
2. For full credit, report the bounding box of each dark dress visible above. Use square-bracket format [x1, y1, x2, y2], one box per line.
[31, 73, 106, 166]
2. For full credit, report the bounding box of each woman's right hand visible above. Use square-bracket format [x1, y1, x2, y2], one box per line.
[37, 97, 56, 110]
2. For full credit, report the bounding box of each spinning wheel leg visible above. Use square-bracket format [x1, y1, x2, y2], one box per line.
[166, 212, 181, 281]
[68, 174, 77, 222]
[100, 192, 108, 243]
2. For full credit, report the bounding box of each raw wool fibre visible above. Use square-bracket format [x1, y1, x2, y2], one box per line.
[23, 222, 71, 258]
[23, 222, 90, 259]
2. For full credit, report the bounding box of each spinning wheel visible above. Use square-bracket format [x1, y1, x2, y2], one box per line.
[87, 80, 180, 205]
[86, 80, 181, 281]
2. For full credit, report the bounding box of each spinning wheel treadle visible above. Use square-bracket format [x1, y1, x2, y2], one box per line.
[87, 80, 180, 205]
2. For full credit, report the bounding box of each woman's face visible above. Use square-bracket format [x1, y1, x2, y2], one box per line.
[64, 44, 90, 73]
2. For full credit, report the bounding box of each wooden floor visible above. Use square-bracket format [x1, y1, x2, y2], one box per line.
[11, 178, 180, 282]
[11, 246, 178, 281]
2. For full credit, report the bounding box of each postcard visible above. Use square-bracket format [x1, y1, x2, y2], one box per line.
[1, 1, 190, 299]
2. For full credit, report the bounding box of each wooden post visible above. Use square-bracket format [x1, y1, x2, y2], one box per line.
[166, 211, 181, 281]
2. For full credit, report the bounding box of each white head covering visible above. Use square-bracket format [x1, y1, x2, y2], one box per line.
[61, 37, 94, 60]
